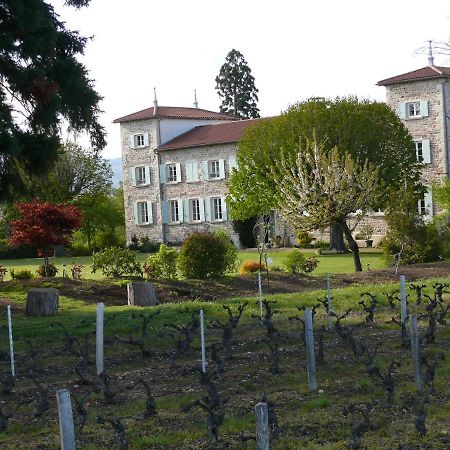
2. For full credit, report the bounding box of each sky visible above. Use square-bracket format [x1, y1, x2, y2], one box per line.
[50, 0, 450, 159]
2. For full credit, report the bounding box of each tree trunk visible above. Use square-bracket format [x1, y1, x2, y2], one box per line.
[338, 221, 362, 272]
[26, 288, 59, 316]
[329, 223, 346, 253]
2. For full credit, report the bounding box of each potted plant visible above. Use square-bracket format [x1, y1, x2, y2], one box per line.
[358, 225, 374, 248]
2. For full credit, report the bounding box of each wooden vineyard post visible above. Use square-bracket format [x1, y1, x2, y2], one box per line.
[96, 302, 104, 375]
[400, 275, 408, 325]
[305, 308, 317, 390]
[255, 401, 270, 450]
[200, 309, 206, 373]
[326, 273, 333, 330]
[410, 315, 423, 392]
[56, 389, 76, 450]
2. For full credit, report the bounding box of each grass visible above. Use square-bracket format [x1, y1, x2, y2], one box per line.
[0, 248, 386, 281]
[0, 275, 449, 448]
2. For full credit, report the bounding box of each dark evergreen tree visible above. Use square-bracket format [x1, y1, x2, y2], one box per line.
[0, 0, 106, 200]
[215, 49, 259, 119]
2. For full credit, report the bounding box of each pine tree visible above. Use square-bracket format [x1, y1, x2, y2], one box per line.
[215, 49, 260, 119]
[0, 0, 106, 200]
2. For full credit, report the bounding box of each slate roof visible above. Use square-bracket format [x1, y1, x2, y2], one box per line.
[159, 119, 259, 150]
[377, 66, 450, 86]
[113, 106, 236, 123]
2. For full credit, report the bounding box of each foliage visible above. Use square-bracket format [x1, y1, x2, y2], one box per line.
[433, 181, 450, 256]
[91, 247, 142, 278]
[70, 264, 84, 279]
[0, 0, 105, 200]
[212, 228, 239, 274]
[36, 263, 58, 277]
[232, 216, 257, 248]
[143, 244, 178, 280]
[296, 230, 312, 248]
[312, 240, 330, 250]
[9, 202, 82, 273]
[355, 224, 374, 240]
[215, 49, 259, 119]
[228, 97, 420, 221]
[283, 249, 319, 274]
[0, 239, 36, 259]
[128, 234, 160, 253]
[239, 260, 266, 274]
[383, 189, 443, 264]
[0, 265, 7, 278]
[10, 269, 34, 280]
[177, 232, 229, 278]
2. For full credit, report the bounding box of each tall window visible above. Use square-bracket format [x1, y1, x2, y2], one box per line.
[209, 160, 220, 178]
[134, 134, 145, 148]
[415, 142, 423, 163]
[169, 200, 179, 222]
[212, 197, 223, 221]
[418, 198, 427, 216]
[190, 198, 200, 221]
[167, 164, 178, 182]
[135, 166, 146, 185]
[137, 201, 149, 224]
[407, 102, 421, 118]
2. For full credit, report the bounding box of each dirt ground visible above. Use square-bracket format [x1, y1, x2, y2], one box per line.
[6, 261, 450, 306]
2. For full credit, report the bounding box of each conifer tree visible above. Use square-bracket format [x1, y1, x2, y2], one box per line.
[215, 49, 259, 119]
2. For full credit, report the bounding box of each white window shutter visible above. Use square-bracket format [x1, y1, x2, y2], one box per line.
[147, 201, 154, 224]
[204, 197, 211, 222]
[178, 199, 184, 222]
[221, 196, 228, 221]
[424, 189, 433, 218]
[422, 140, 431, 164]
[218, 159, 225, 179]
[144, 133, 150, 147]
[186, 161, 194, 182]
[229, 157, 238, 173]
[161, 201, 169, 224]
[202, 161, 209, 180]
[420, 100, 429, 117]
[176, 162, 182, 183]
[130, 167, 137, 187]
[199, 197, 205, 221]
[159, 165, 166, 184]
[144, 166, 151, 185]
[129, 135, 135, 149]
[133, 202, 139, 224]
[192, 161, 199, 181]
[398, 102, 406, 119]
[183, 199, 190, 223]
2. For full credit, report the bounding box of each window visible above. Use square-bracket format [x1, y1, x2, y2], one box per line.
[212, 197, 223, 221]
[418, 198, 427, 216]
[169, 200, 179, 222]
[190, 198, 201, 222]
[209, 160, 220, 178]
[415, 141, 424, 163]
[407, 102, 421, 118]
[167, 164, 178, 182]
[136, 201, 149, 224]
[135, 166, 146, 185]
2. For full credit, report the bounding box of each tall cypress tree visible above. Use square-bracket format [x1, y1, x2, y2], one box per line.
[215, 49, 260, 119]
[0, 0, 106, 200]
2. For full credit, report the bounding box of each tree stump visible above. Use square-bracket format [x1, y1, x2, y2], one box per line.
[127, 282, 158, 306]
[26, 288, 59, 316]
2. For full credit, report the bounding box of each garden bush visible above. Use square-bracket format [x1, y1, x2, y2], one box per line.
[36, 263, 58, 277]
[239, 260, 266, 275]
[143, 244, 178, 280]
[295, 230, 312, 248]
[91, 247, 142, 278]
[212, 229, 239, 274]
[128, 234, 160, 253]
[283, 249, 319, 274]
[177, 232, 229, 278]
[10, 269, 34, 280]
[232, 216, 257, 248]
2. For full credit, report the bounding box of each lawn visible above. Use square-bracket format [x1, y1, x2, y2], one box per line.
[0, 275, 448, 449]
[0, 248, 386, 281]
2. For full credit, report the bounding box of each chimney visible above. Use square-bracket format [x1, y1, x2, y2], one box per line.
[153, 87, 158, 115]
[428, 40, 435, 66]
[193, 89, 199, 109]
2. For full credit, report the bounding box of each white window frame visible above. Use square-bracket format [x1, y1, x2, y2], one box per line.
[209, 160, 220, 179]
[169, 199, 179, 223]
[211, 197, 223, 221]
[407, 101, 421, 118]
[134, 201, 152, 225]
[190, 198, 201, 222]
[415, 140, 431, 164]
[418, 188, 433, 222]
[135, 166, 146, 185]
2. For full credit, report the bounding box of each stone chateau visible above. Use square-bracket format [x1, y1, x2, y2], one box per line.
[115, 64, 450, 246]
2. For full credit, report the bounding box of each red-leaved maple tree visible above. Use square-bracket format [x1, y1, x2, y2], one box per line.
[9, 202, 82, 275]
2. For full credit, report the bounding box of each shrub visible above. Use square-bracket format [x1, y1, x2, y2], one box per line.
[283, 249, 319, 274]
[71, 264, 84, 279]
[143, 244, 178, 280]
[128, 234, 160, 253]
[10, 269, 34, 280]
[296, 230, 312, 248]
[177, 232, 229, 278]
[240, 260, 266, 275]
[270, 265, 284, 272]
[212, 229, 239, 274]
[36, 263, 58, 277]
[0, 265, 7, 278]
[232, 216, 257, 248]
[354, 224, 374, 241]
[311, 240, 329, 250]
[92, 247, 142, 278]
